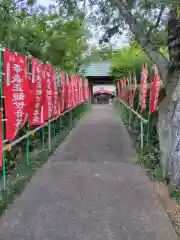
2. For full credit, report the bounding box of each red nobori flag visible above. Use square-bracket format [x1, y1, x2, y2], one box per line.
[84, 78, 89, 100]
[121, 79, 127, 101]
[71, 75, 76, 107]
[150, 65, 161, 113]
[133, 71, 137, 95]
[28, 56, 44, 126]
[127, 74, 133, 106]
[120, 80, 123, 99]
[126, 76, 130, 101]
[80, 78, 84, 103]
[59, 72, 65, 113]
[65, 73, 71, 109]
[70, 76, 73, 107]
[76, 76, 80, 105]
[75, 76, 79, 105]
[52, 69, 60, 117]
[141, 63, 148, 110]
[0, 111, 2, 168]
[43, 64, 54, 120]
[69, 77, 73, 108]
[3, 50, 29, 141]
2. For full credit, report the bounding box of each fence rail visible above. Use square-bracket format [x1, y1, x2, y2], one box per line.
[114, 98, 148, 150]
[0, 101, 90, 192]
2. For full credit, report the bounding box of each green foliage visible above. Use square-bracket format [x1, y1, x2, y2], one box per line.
[151, 165, 162, 180]
[134, 144, 161, 168]
[171, 187, 180, 203]
[111, 44, 153, 81]
[0, 0, 90, 72]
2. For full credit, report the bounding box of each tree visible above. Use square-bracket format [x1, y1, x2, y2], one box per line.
[110, 44, 152, 80]
[86, 43, 114, 61]
[0, 0, 90, 72]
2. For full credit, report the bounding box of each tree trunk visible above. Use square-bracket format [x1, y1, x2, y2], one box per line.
[157, 8, 180, 186]
[158, 74, 180, 186]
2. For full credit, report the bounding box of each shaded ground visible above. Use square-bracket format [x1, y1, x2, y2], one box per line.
[0, 105, 177, 239]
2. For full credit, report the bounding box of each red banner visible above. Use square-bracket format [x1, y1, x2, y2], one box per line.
[69, 77, 73, 108]
[84, 78, 89, 101]
[80, 78, 84, 103]
[65, 74, 71, 109]
[121, 80, 127, 101]
[28, 56, 44, 126]
[141, 63, 148, 110]
[71, 76, 76, 107]
[133, 71, 137, 95]
[150, 65, 161, 113]
[127, 74, 133, 106]
[75, 76, 79, 105]
[43, 64, 54, 120]
[73, 76, 77, 106]
[3, 50, 29, 140]
[59, 72, 65, 113]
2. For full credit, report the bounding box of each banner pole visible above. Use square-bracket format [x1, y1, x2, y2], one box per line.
[128, 72, 133, 129]
[53, 119, 56, 137]
[42, 126, 45, 150]
[146, 106, 151, 145]
[26, 56, 31, 165]
[133, 86, 139, 130]
[125, 79, 128, 124]
[141, 120, 144, 151]
[26, 126, 30, 165]
[140, 83, 144, 151]
[0, 49, 6, 191]
[59, 116, 61, 137]
[48, 121, 51, 151]
[68, 111, 71, 130]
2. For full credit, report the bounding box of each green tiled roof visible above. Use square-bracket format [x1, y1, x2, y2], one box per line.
[83, 61, 112, 77]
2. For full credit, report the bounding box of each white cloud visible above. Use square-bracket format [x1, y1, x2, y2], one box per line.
[37, 0, 55, 6]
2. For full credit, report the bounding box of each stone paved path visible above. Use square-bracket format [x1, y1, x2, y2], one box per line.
[0, 105, 177, 240]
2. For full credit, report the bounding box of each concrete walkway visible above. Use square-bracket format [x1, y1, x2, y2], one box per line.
[0, 105, 177, 240]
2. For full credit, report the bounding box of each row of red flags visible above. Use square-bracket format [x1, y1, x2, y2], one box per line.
[0, 50, 90, 166]
[116, 63, 161, 113]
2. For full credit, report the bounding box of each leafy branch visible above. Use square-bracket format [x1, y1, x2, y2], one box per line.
[114, 0, 169, 82]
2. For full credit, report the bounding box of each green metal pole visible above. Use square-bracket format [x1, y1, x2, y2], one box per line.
[48, 121, 51, 151]
[59, 116, 61, 132]
[132, 88, 140, 131]
[26, 126, 30, 164]
[68, 111, 71, 130]
[72, 109, 74, 128]
[26, 56, 31, 164]
[42, 126, 45, 150]
[146, 112, 151, 145]
[53, 119, 56, 136]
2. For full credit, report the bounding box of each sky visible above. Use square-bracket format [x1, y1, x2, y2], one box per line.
[38, 0, 55, 6]
[37, 0, 128, 49]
